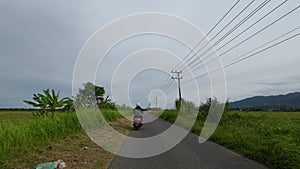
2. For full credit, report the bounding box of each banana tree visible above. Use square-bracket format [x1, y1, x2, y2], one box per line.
[62, 97, 75, 111]
[24, 93, 48, 116]
[43, 89, 69, 115]
[24, 89, 70, 116]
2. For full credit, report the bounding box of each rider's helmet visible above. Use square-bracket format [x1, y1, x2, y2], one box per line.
[136, 102, 141, 107]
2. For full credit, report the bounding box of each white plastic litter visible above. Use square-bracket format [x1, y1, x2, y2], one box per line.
[36, 159, 66, 169]
[54, 160, 66, 168]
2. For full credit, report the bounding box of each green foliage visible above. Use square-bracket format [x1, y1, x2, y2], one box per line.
[224, 99, 232, 112]
[211, 112, 300, 169]
[98, 96, 116, 110]
[23, 89, 71, 116]
[0, 112, 81, 162]
[0, 109, 125, 164]
[175, 99, 196, 113]
[155, 109, 300, 169]
[43, 89, 70, 115]
[197, 97, 230, 121]
[76, 108, 124, 130]
[61, 97, 75, 112]
[175, 99, 181, 111]
[160, 110, 178, 123]
[75, 82, 116, 110]
[102, 109, 123, 121]
[198, 98, 211, 114]
[23, 93, 48, 116]
[76, 82, 105, 108]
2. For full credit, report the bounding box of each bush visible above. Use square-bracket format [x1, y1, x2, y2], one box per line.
[159, 110, 178, 123]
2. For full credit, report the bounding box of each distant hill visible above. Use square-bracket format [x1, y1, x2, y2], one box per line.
[230, 92, 300, 111]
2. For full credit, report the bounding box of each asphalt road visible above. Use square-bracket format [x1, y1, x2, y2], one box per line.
[108, 113, 267, 169]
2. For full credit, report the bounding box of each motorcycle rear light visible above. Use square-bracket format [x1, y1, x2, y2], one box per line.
[134, 117, 142, 121]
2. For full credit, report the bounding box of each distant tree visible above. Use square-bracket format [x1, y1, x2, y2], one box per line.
[198, 97, 225, 120]
[199, 97, 211, 112]
[175, 99, 181, 111]
[75, 82, 105, 108]
[224, 99, 232, 112]
[175, 98, 196, 113]
[75, 82, 116, 110]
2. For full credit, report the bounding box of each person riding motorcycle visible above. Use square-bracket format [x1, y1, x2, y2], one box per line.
[133, 102, 147, 125]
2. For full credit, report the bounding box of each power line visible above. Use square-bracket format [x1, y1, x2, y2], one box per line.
[225, 26, 300, 65]
[161, 0, 242, 90]
[175, 0, 243, 71]
[161, 75, 172, 90]
[182, 29, 300, 84]
[163, 1, 300, 95]
[214, 0, 270, 47]
[225, 33, 300, 69]
[214, 0, 287, 55]
[177, 0, 255, 72]
[186, 0, 272, 72]
[191, 0, 289, 72]
[194, 18, 298, 73]
[218, 4, 300, 59]
[165, 82, 177, 95]
[164, 78, 175, 91]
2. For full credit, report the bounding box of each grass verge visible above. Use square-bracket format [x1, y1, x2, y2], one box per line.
[0, 110, 132, 168]
[154, 110, 300, 169]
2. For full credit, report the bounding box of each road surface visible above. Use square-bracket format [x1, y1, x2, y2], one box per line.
[109, 113, 267, 169]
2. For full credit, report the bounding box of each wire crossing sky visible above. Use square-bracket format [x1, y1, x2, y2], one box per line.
[162, 0, 300, 101]
[0, 0, 299, 108]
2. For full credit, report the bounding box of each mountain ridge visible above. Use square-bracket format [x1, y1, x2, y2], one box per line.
[230, 92, 300, 110]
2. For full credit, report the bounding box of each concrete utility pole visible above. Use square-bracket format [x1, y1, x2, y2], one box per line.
[172, 70, 183, 101]
[154, 97, 158, 109]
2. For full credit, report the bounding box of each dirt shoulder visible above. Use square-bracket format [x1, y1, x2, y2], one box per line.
[2, 118, 132, 169]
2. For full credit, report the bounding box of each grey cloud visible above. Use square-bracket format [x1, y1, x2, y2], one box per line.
[1, 0, 300, 107]
[253, 75, 300, 87]
[253, 81, 297, 86]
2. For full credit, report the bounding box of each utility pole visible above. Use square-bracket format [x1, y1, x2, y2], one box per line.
[151, 97, 158, 109]
[172, 70, 183, 101]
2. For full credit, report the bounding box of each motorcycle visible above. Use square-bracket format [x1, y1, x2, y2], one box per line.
[133, 116, 143, 130]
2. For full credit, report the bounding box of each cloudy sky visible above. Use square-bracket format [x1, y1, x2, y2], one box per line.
[1, 0, 300, 108]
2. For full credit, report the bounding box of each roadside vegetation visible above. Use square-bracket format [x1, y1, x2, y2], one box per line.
[0, 110, 129, 166]
[2, 81, 299, 169]
[0, 111, 81, 165]
[0, 82, 131, 168]
[23, 89, 73, 116]
[155, 98, 300, 169]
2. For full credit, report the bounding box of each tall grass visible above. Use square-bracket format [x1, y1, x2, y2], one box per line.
[155, 110, 300, 169]
[212, 112, 300, 169]
[0, 109, 125, 163]
[0, 112, 81, 161]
